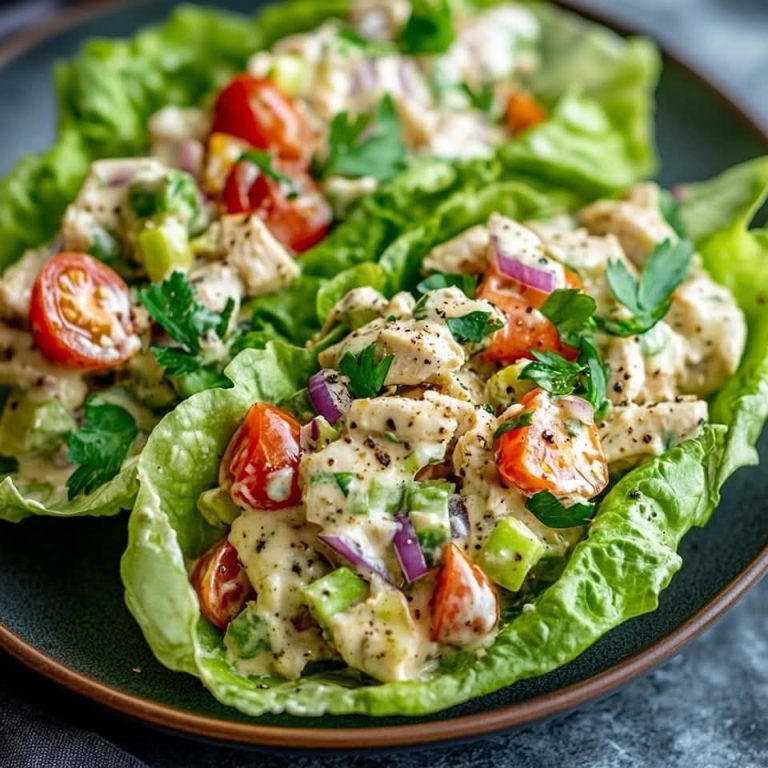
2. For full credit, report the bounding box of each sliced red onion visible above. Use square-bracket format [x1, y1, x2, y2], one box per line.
[393, 515, 430, 583]
[318, 534, 394, 584]
[308, 369, 352, 425]
[449, 496, 470, 539]
[560, 395, 594, 426]
[300, 417, 327, 452]
[492, 234, 563, 294]
[179, 139, 204, 179]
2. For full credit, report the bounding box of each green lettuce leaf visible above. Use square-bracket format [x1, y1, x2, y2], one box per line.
[120, 159, 768, 716]
[0, 460, 138, 524]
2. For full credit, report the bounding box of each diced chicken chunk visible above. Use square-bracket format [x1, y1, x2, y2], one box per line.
[220, 214, 300, 297]
[599, 399, 708, 468]
[350, 0, 410, 41]
[0, 248, 49, 326]
[188, 262, 243, 319]
[318, 317, 465, 388]
[422, 225, 490, 276]
[579, 183, 677, 266]
[148, 106, 209, 178]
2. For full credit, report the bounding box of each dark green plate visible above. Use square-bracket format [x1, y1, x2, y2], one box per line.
[0, 0, 766, 751]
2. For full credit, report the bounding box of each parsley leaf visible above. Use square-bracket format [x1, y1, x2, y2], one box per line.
[240, 150, 300, 199]
[539, 289, 597, 348]
[324, 95, 406, 181]
[398, 0, 456, 54]
[520, 350, 584, 395]
[66, 397, 138, 499]
[526, 490, 596, 528]
[659, 190, 687, 238]
[339, 343, 394, 399]
[140, 272, 234, 377]
[445, 311, 504, 344]
[600, 239, 694, 337]
[579, 339, 610, 421]
[493, 409, 535, 439]
[310, 472, 356, 495]
[416, 272, 477, 298]
[460, 82, 495, 115]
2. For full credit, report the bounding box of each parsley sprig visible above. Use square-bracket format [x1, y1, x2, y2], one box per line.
[599, 239, 694, 337]
[323, 95, 406, 181]
[240, 150, 300, 200]
[445, 311, 504, 344]
[140, 271, 234, 378]
[526, 490, 596, 528]
[493, 409, 535, 439]
[66, 397, 138, 499]
[339, 343, 394, 399]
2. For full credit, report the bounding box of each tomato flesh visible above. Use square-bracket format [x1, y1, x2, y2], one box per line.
[505, 91, 548, 136]
[494, 388, 609, 500]
[223, 160, 332, 253]
[431, 543, 499, 646]
[29, 252, 140, 371]
[211, 74, 310, 166]
[190, 539, 253, 630]
[478, 268, 578, 363]
[222, 403, 303, 511]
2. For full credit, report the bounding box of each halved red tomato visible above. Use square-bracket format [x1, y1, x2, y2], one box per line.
[222, 403, 302, 511]
[211, 74, 310, 166]
[223, 160, 332, 253]
[494, 388, 609, 499]
[431, 543, 499, 646]
[29, 252, 140, 371]
[190, 539, 253, 630]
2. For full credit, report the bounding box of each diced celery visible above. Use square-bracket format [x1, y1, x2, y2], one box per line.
[478, 517, 545, 593]
[0, 390, 75, 457]
[197, 487, 240, 527]
[348, 478, 404, 516]
[406, 481, 453, 566]
[224, 604, 271, 659]
[303, 567, 369, 628]
[138, 219, 193, 282]
[485, 361, 536, 412]
[269, 54, 313, 96]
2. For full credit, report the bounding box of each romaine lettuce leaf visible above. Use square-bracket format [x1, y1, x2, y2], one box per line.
[0, 460, 138, 524]
[120, 161, 768, 717]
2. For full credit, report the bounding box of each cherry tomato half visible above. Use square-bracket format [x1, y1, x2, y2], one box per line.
[505, 91, 548, 137]
[211, 74, 310, 166]
[431, 543, 499, 646]
[29, 252, 140, 371]
[190, 539, 253, 630]
[222, 403, 303, 511]
[494, 388, 609, 500]
[223, 160, 333, 253]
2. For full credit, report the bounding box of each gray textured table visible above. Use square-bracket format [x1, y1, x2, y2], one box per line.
[0, 1, 766, 766]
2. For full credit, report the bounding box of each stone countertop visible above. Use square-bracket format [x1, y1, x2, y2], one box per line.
[0, 2, 766, 767]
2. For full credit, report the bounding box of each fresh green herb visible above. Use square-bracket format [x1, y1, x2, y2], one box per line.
[539, 289, 597, 348]
[323, 95, 406, 181]
[520, 350, 584, 395]
[416, 272, 478, 298]
[240, 150, 300, 199]
[140, 271, 234, 377]
[493, 409, 535, 439]
[127, 170, 204, 233]
[338, 343, 394, 399]
[0, 456, 19, 475]
[578, 339, 610, 420]
[445, 311, 504, 344]
[66, 397, 138, 499]
[89, 228, 121, 264]
[398, 0, 456, 55]
[460, 82, 495, 115]
[525, 490, 596, 528]
[599, 239, 694, 337]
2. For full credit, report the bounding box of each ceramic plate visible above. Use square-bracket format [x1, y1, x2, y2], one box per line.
[0, 0, 766, 751]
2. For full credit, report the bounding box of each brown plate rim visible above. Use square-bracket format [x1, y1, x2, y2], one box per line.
[0, 0, 766, 751]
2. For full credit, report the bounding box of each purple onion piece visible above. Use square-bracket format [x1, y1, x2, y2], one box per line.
[449, 496, 470, 539]
[492, 235, 557, 294]
[179, 139, 204, 179]
[308, 369, 352, 425]
[393, 515, 430, 583]
[318, 534, 394, 585]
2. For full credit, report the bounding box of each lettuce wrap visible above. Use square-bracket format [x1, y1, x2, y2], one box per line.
[0, 0, 660, 523]
[120, 158, 768, 716]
